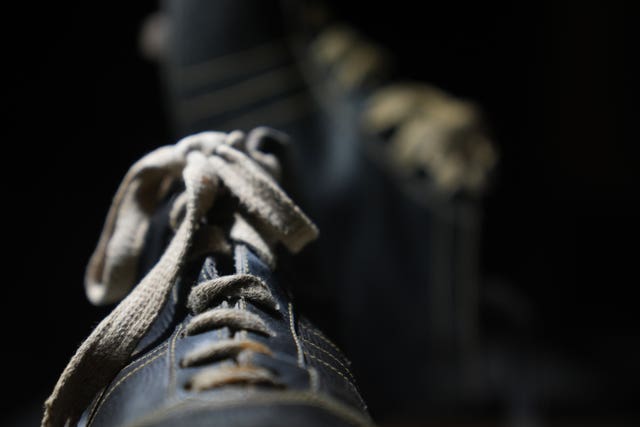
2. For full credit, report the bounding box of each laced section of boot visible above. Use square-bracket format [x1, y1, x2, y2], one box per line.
[179, 273, 282, 391]
[43, 128, 318, 427]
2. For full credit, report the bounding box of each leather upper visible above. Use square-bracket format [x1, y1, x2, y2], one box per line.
[79, 241, 372, 427]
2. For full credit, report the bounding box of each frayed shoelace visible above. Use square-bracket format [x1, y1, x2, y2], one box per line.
[43, 129, 318, 427]
[180, 273, 281, 391]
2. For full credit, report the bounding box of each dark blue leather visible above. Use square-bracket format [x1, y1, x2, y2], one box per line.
[79, 242, 372, 427]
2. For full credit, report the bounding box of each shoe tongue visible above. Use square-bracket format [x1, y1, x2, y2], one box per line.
[136, 188, 183, 282]
[134, 195, 194, 286]
[197, 256, 221, 284]
[193, 254, 239, 343]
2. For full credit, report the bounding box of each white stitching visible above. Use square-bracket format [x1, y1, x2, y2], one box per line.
[301, 336, 355, 382]
[288, 303, 305, 367]
[88, 348, 168, 426]
[304, 352, 367, 410]
[300, 323, 344, 355]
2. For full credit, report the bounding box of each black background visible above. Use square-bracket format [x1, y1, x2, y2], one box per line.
[3, 0, 639, 422]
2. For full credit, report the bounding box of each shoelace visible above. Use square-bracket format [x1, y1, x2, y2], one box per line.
[181, 273, 281, 391]
[362, 83, 497, 194]
[309, 25, 496, 195]
[43, 129, 318, 427]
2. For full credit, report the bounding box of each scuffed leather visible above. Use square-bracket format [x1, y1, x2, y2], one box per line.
[80, 245, 372, 427]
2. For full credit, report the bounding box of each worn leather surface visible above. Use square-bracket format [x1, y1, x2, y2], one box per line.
[126, 400, 367, 427]
[80, 239, 371, 427]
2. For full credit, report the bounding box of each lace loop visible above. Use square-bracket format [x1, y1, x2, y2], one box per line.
[180, 270, 280, 392]
[186, 365, 282, 392]
[185, 307, 275, 337]
[43, 129, 317, 427]
[180, 339, 272, 368]
[187, 274, 277, 314]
